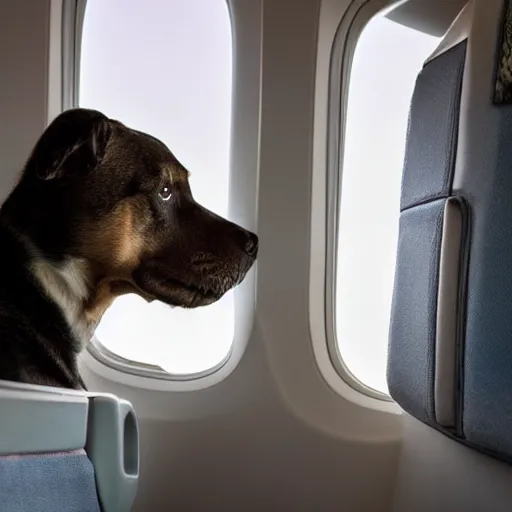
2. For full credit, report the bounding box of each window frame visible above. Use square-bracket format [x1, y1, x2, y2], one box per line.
[61, 0, 85, 111]
[60, 0, 252, 384]
[322, 0, 420, 403]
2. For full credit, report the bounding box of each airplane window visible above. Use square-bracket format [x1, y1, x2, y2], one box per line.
[79, 0, 233, 375]
[335, 15, 441, 394]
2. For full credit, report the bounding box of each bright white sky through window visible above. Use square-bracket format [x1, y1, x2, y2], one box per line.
[335, 16, 441, 395]
[79, 0, 233, 374]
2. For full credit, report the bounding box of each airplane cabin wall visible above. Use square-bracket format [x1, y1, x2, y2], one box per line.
[0, 1, 50, 202]
[0, 1, 402, 511]
[7, 1, 512, 512]
[393, 415, 512, 512]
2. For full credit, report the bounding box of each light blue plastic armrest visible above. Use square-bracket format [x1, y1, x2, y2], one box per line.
[0, 379, 88, 454]
[85, 394, 139, 512]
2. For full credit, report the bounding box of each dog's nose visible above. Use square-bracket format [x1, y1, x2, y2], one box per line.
[244, 232, 259, 258]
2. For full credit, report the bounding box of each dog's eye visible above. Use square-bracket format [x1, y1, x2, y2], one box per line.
[158, 182, 172, 201]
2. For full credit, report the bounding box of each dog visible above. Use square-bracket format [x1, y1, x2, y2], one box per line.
[0, 108, 258, 389]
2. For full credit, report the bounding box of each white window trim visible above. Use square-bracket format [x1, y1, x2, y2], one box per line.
[55, 0, 260, 390]
[61, 0, 85, 111]
[309, 0, 411, 410]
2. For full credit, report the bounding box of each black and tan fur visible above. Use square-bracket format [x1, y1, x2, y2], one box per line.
[0, 108, 258, 389]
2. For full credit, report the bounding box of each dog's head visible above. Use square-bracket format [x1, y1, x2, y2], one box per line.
[6, 108, 258, 319]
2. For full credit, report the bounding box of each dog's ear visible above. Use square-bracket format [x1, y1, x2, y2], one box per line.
[25, 108, 111, 181]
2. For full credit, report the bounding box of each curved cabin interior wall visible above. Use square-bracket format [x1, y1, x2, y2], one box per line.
[2, 1, 512, 512]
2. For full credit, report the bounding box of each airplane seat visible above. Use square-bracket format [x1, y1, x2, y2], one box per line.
[0, 379, 139, 512]
[387, 0, 512, 464]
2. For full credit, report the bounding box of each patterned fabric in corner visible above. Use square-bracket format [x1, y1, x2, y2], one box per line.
[494, 0, 512, 104]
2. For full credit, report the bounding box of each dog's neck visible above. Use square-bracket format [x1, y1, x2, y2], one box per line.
[29, 253, 137, 347]
[30, 256, 97, 347]
[0, 214, 106, 347]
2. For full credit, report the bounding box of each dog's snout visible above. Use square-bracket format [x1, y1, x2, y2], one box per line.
[243, 232, 259, 258]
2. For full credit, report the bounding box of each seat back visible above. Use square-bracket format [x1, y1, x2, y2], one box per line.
[388, 0, 512, 464]
[0, 380, 139, 512]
